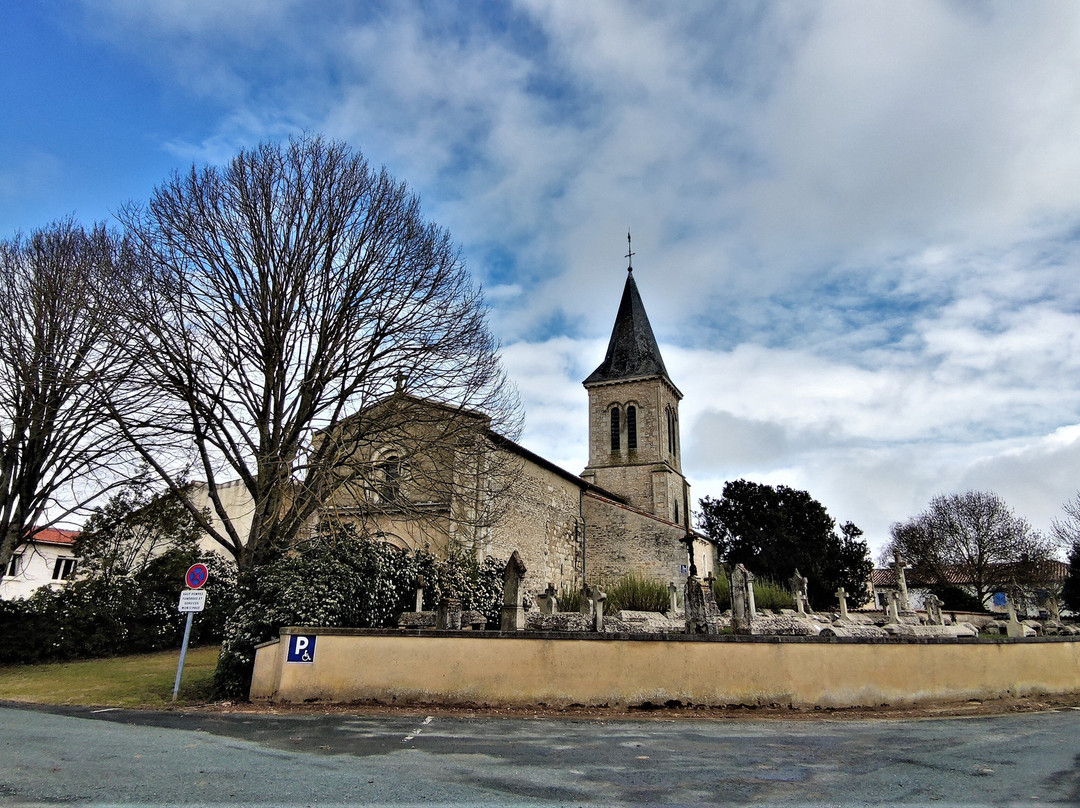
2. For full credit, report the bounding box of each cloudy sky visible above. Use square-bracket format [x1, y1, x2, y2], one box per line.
[4, 1, 1080, 555]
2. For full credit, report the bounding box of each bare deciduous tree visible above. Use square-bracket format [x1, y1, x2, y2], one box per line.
[0, 219, 136, 575]
[886, 490, 1057, 606]
[117, 135, 520, 569]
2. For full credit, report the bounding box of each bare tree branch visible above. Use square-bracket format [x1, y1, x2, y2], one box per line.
[117, 135, 521, 568]
[0, 219, 138, 574]
[886, 490, 1056, 605]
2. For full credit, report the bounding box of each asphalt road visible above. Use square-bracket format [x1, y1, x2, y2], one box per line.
[2, 702, 1079, 806]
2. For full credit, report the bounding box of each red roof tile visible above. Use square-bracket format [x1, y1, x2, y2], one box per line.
[30, 527, 79, 546]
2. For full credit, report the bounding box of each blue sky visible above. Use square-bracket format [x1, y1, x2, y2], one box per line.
[4, 0, 1080, 555]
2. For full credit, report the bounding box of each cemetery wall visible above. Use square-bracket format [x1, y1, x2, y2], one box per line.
[252, 629, 1080, 707]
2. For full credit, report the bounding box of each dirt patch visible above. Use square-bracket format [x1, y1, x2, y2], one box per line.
[184, 693, 1080, 722]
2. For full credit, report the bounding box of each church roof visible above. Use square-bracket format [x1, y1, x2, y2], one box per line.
[584, 270, 672, 386]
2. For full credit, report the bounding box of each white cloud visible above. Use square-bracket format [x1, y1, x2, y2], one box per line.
[53, 0, 1080, 557]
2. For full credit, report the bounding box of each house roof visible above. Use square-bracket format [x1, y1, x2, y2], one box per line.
[29, 528, 79, 547]
[872, 559, 1068, 588]
[583, 270, 677, 392]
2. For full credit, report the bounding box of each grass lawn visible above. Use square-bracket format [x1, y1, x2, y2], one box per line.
[0, 645, 221, 708]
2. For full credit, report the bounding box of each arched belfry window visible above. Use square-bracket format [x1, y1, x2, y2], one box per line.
[667, 408, 678, 455]
[610, 406, 621, 452]
[626, 405, 637, 450]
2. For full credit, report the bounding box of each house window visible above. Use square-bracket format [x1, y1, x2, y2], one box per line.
[626, 405, 637, 450]
[5, 553, 22, 577]
[52, 557, 77, 581]
[609, 407, 620, 452]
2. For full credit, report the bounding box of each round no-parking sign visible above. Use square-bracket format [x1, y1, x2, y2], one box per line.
[184, 563, 209, 589]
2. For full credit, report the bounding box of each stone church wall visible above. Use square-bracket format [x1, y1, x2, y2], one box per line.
[582, 492, 709, 585]
[486, 452, 583, 596]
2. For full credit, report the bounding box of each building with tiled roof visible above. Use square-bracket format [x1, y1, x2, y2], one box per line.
[0, 527, 80, 600]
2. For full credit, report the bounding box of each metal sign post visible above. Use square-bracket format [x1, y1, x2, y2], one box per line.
[172, 565, 209, 703]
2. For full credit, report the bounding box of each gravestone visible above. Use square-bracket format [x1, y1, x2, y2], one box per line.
[414, 576, 426, 613]
[537, 583, 557, 615]
[884, 590, 901, 624]
[684, 576, 718, 634]
[591, 588, 607, 632]
[731, 564, 756, 634]
[436, 597, 462, 630]
[923, 593, 944, 626]
[1006, 595, 1026, 638]
[892, 552, 913, 613]
[834, 587, 850, 622]
[579, 584, 595, 619]
[790, 569, 809, 616]
[499, 550, 528, 631]
[668, 581, 679, 614]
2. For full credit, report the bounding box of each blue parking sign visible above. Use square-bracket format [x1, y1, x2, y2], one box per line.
[286, 634, 316, 663]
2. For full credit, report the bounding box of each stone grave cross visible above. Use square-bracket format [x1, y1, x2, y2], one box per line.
[790, 569, 809, 616]
[834, 587, 849, 622]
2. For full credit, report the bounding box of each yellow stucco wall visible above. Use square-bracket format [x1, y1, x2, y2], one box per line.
[252, 629, 1080, 708]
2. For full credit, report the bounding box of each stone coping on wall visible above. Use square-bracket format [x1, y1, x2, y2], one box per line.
[260, 626, 1078, 646]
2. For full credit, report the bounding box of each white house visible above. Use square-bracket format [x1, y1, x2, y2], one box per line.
[0, 528, 80, 601]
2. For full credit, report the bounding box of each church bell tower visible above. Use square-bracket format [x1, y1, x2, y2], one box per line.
[580, 240, 689, 527]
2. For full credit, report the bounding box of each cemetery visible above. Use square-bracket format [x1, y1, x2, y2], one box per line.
[248, 553, 1080, 708]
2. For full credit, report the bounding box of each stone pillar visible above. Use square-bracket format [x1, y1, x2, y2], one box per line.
[436, 597, 462, 630]
[499, 550, 527, 631]
[668, 581, 679, 614]
[731, 564, 755, 634]
[684, 576, 717, 634]
[835, 587, 849, 622]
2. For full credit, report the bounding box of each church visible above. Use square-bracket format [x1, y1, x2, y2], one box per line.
[311, 256, 717, 595]
[189, 256, 716, 596]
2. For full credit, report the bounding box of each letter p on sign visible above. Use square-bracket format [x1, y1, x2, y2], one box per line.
[286, 635, 316, 663]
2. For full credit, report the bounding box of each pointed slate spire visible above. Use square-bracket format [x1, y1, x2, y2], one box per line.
[584, 270, 670, 385]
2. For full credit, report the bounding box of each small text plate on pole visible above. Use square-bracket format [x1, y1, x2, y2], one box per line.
[178, 590, 207, 612]
[287, 635, 317, 663]
[185, 563, 209, 589]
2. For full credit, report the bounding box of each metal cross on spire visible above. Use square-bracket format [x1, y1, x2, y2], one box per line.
[625, 230, 635, 273]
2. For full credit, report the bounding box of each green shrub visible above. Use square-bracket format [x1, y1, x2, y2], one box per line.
[601, 572, 669, 615]
[555, 583, 583, 613]
[712, 570, 731, 611]
[211, 524, 506, 699]
[709, 568, 795, 613]
[753, 577, 795, 611]
[0, 548, 235, 666]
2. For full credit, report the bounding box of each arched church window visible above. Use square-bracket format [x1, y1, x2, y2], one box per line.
[666, 409, 674, 454]
[627, 405, 637, 450]
[674, 499, 680, 525]
[377, 455, 402, 503]
[610, 406, 621, 452]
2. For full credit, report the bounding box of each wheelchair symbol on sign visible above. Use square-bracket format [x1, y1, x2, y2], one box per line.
[287, 635, 316, 663]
